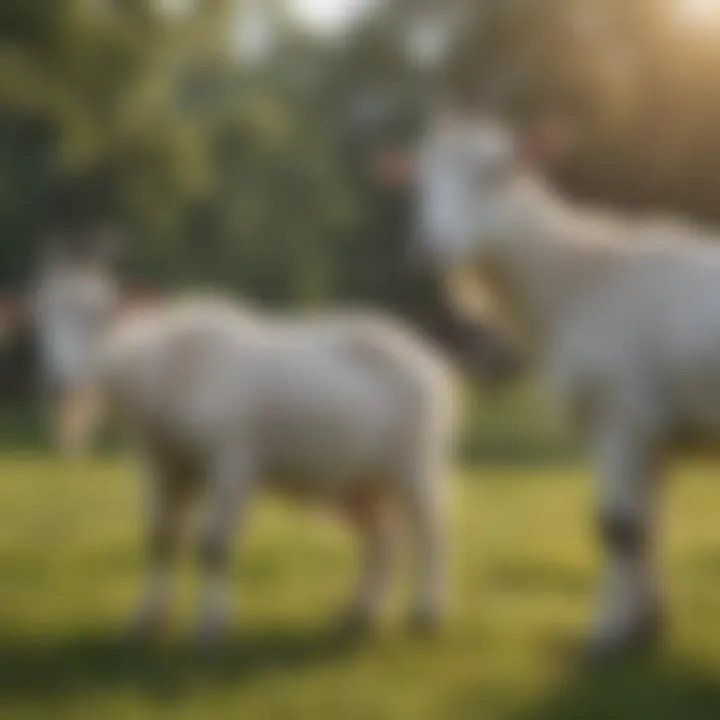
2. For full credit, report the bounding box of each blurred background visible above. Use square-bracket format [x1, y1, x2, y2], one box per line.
[5, 4, 720, 719]
[7, 0, 720, 459]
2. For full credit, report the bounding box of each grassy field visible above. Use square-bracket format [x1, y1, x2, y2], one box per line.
[3, 457, 720, 718]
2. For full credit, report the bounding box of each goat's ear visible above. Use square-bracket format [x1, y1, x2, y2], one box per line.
[516, 116, 573, 167]
[368, 147, 417, 188]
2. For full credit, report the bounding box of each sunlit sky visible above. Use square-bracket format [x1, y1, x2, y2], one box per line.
[680, 0, 720, 21]
[288, 0, 720, 30]
[290, 0, 720, 29]
[289, 0, 379, 33]
[160, 0, 720, 31]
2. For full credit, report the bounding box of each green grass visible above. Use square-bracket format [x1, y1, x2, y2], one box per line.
[3, 456, 720, 719]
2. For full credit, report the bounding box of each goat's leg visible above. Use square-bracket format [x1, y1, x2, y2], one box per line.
[195, 448, 253, 646]
[130, 454, 194, 642]
[588, 421, 663, 660]
[400, 461, 447, 633]
[340, 491, 395, 632]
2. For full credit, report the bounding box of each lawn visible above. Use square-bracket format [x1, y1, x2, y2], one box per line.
[2, 455, 720, 719]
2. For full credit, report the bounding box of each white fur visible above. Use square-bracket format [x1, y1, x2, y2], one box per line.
[416, 113, 720, 655]
[97, 297, 455, 641]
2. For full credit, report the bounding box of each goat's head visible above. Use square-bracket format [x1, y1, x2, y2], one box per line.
[413, 106, 570, 267]
[34, 232, 119, 453]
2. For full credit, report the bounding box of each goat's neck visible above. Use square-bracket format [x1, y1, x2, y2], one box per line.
[469, 178, 619, 349]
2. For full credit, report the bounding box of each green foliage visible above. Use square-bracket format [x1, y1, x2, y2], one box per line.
[3, 0, 720, 377]
[4, 1, 718, 292]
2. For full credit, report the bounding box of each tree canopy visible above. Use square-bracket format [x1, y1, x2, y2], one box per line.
[2, 0, 720, 309]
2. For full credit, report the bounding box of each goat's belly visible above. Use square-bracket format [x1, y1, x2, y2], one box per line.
[257, 410, 395, 497]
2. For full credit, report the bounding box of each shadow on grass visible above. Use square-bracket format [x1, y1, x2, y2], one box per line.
[512, 656, 720, 720]
[0, 626, 361, 703]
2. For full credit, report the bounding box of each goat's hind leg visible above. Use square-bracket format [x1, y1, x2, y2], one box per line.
[339, 490, 396, 634]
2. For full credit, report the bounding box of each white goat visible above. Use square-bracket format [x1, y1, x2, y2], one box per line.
[95, 297, 454, 644]
[414, 109, 720, 659]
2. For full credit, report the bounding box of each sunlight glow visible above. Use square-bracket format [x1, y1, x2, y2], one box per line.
[680, 0, 720, 22]
[289, 0, 379, 34]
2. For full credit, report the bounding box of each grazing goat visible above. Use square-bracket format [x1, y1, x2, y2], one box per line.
[413, 108, 720, 659]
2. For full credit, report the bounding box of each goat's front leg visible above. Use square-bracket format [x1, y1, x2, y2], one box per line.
[195, 447, 254, 647]
[130, 455, 194, 642]
[588, 421, 663, 660]
[400, 460, 447, 634]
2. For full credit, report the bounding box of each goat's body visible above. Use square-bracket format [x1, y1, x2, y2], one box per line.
[102, 301, 450, 495]
[480, 190, 720, 444]
[439, 178, 720, 440]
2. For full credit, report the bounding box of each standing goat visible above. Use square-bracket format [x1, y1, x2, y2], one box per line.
[412, 108, 720, 659]
[91, 297, 454, 644]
